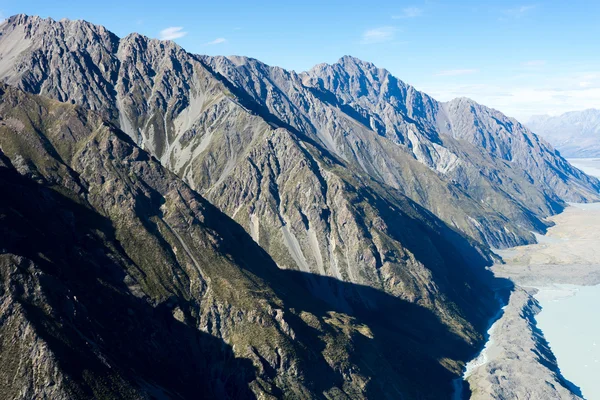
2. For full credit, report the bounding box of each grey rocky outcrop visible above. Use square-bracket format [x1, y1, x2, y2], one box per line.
[1, 15, 599, 257]
[0, 83, 499, 398]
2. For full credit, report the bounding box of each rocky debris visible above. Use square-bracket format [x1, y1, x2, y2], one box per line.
[493, 202, 600, 286]
[0, 84, 500, 398]
[466, 288, 582, 400]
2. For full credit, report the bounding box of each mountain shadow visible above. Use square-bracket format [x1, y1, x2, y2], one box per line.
[0, 77, 512, 398]
[0, 148, 512, 399]
[192, 180, 514, 399]
[0, 163, 257, 399]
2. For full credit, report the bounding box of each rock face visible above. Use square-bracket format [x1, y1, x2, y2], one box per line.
[204, 55, 600, 248]
[0, 13, 598, 398]
[0, 15, 599, 257]
[0, 83, 500, 398]
[527, 109, 600, 158]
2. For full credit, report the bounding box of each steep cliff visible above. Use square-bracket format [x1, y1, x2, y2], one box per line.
[0, 83, 499, 398]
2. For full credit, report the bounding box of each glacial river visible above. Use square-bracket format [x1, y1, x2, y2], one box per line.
[526, 158, 600, 400]
[533, 284, 600, 399]
[453, 158, 600, 399]
[527, 159, 600, 399]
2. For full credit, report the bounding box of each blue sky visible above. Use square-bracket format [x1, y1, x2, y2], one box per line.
[1, 0, 599, 119]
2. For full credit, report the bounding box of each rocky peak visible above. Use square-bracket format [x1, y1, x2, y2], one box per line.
[306, 55, 395, 102]
[336, 54, 378, 71]
[2, 14, 599, 248]
[441, 96, 551, 159]
[8, 13, 118, 50]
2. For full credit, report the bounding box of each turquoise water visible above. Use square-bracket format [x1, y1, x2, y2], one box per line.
[453, 158, 600, 399]
[534, 284, 600, 399]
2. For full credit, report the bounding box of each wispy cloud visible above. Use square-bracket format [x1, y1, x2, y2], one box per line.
[522, 60, 546, 67]
[419, 70, 600, 120]
[159, 27, 187, 41]
[503, 5, 536, 19]
[392, 7, 423, 19]
[0, 11, 5, 24]
[435, 69, 479, 77]
[360, 26, 397, 44]
[577, 73, 600, 89]
[205, 37, 227, 45]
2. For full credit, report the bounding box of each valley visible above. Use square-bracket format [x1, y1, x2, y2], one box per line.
[462, 159, 600, 399]
[0, 12, 599, 400]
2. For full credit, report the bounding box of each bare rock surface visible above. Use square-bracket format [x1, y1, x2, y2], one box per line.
[494, 203, 600, 286]
[1, 14, 599, 256]
[1, 13, 600, 399]
[0, 83, 502, 399]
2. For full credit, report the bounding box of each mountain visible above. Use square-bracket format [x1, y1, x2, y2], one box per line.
[0, 14, 597, 398]
[1, 15, 598, 257]
[0, 83, 501, 398]
[526, 109, 600, 158]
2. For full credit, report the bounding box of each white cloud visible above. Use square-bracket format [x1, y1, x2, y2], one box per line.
[435, 69, 479, 77]
[159, 27, 187, 41]
[0, 11, 5, 24]
[503, 5, 536, 19]
[206, 37, 227, 45]
[522, 60, 546, 67]
[392, 7, 423, 19]
[418, 70, 600, 120]
[360, 26, 397, 44]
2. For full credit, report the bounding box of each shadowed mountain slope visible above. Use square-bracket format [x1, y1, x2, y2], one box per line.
[0, 83, 505, 398]
[0, 14, 505, 324]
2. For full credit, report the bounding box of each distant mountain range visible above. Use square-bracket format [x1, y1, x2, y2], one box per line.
[527, 109, 600, 158]
[0, 14, 592, 399]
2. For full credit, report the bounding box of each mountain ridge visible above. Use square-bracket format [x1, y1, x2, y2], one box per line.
[0, 13, 592, 399]
[0, 82, 504, 398]
[526, 109, 600, 158]
[2, 14, 599, 301]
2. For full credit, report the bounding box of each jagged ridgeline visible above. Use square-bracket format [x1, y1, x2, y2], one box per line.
[0, 13, 598, 399]
[0, 83, 493, 399]
[1, 15, 599, 253]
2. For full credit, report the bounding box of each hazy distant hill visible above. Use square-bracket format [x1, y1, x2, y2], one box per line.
[527, 109, 600, 158]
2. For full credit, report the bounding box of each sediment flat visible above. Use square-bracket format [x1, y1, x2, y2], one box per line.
[465, 198, 600, 399]
[494, 203, 600, 286]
